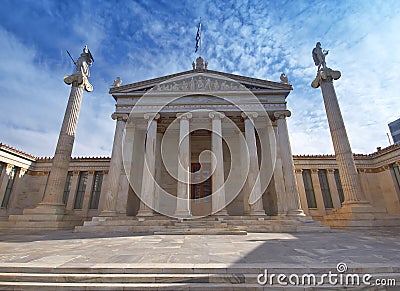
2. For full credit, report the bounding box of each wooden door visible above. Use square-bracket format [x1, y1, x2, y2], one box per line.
[191, 163, 212, 216]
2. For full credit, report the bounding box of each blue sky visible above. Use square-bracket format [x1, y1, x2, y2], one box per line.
[0, 0, 399, 157]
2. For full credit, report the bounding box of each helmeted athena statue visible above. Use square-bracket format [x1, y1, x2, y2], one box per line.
[311, 42, 341, 88]
[64, 45, 94, 92]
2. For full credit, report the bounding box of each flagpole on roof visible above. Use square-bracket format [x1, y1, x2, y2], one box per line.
[195, 17, 202, 57]
[199, 17, 202, 57]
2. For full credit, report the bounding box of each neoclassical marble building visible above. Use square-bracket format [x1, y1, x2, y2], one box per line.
[1, 57, 399, 232]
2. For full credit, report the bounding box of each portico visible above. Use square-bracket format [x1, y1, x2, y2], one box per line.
[87, 58, 305, 226]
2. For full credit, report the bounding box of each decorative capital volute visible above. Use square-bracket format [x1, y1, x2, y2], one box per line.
[111, 113, 128, 122]
[209, 111, 225, 120]
[176, 112, 192, 120]
[274, 110, 291, 120]
[144, 113, 160, 121]
[241, 111, 258, 120]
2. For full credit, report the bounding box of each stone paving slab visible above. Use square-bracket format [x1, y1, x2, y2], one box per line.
[0, 229, 400, 290]
[0, 229, 399, 270]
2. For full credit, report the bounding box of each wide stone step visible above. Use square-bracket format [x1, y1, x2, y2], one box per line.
[0, 268, 398, 290]
[0, 281, 263, 290]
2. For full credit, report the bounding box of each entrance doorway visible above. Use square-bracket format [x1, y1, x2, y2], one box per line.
[191, 163, 212, 216]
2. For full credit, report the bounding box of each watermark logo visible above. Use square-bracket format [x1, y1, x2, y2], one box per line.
[257, 262, 396, 287]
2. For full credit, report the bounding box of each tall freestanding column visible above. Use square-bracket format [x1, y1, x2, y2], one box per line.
[209, 112, 228, 215]
[174, 113, 192, 217]
[137, 113, 160, 217]
[36, 46, 94, 214]
[100, 113, 128, 216]
[241, 112, 265, 216]
[274, 111, 304, 216]
[311, 42, 367, 206]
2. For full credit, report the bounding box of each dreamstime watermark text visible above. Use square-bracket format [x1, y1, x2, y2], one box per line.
[257, 262, 396, 287]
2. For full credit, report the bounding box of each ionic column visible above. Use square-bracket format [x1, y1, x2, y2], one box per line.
[116, 120, 135, 215]
[81, 171, 95, 216]
[313, 69, 366, 205]
[310, 169, 326, 216]
[273, 126, 287, 215]
[0, 164, 12, 202]
[137, 113, 160, 217]
[274, 111, 304, 216]
[39, 84, 85, 213]
[241, 112, 265, 216]
[327, 168, 342, 209]
[209, 112, 228, 215]
[174, 113, 192, 217]
[66, 171, 79, 211]
[295, 169, 309, 215]
[100, 113, 128, 216]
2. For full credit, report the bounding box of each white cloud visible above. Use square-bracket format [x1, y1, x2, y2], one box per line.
[1, 0, 400, 158]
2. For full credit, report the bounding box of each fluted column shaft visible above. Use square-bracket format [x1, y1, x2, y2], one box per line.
[209, 112, 228, 215]
[137, 113, 159, 216]
[274, 111, 304, 216]
[100, 113, 128, 216]
[320, 77, 365, 203]
[242, 112, 265, 215]
[41, 84, 84, 208]
[174, 113, 192, 217]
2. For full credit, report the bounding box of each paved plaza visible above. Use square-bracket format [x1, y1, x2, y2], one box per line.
[0, 229, 399, 289]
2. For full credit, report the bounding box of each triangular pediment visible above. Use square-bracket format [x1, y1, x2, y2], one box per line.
[109, 69, 292, 97]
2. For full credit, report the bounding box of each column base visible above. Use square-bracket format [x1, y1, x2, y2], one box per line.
[4, 204, 81, 230]
[287, 209, 306, 217]
[321, 201, 400, 228]
[249, 210, 266, 216]
[99, 210, 118, 217]
[24, 203, 66, 215]
[213, 208, 228, 216]
[137, 210, 155, 217]
[173, 210, 192, 219]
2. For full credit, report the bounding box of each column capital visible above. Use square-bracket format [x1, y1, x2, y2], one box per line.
[5, 163, 14, 174]
[176, 112, 192, 120]
[295, 168, 303, 174]
[144, 112, 160, 120]
[327, 168, 335, 173]
[111, 113, 128, 122]
[311, 168, 319, 174]
[274, 110, 291, 119]
[209, 111, 225, 120]
[19, 168, 27, 178]
[241, 111, 258, 120]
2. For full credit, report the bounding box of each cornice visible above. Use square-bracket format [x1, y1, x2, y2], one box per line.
[0, 143, 37, 161]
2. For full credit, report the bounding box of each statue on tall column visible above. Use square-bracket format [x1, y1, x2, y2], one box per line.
[311, 42, 340, 88]
[312, 42, 329, 71]
[64, 45, 94, 92]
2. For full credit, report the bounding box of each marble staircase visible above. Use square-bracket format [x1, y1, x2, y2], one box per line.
[0, 264, 398, 290]
[74, 215, 330, 234]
